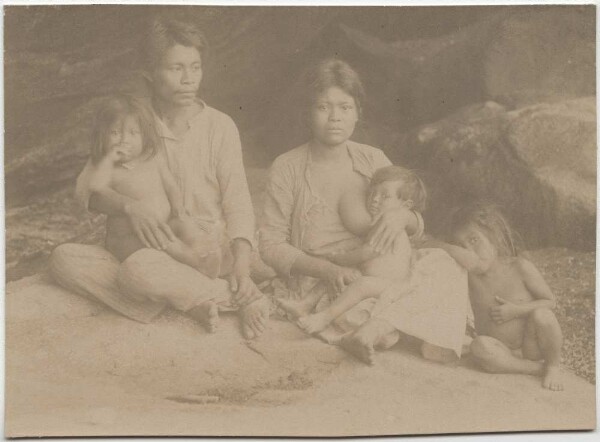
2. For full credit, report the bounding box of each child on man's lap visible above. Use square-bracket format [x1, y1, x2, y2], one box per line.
[86, 95, 229, 332]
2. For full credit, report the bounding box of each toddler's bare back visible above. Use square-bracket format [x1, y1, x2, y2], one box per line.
[361, 234, 412, 280]
[338, 188, 413, 281]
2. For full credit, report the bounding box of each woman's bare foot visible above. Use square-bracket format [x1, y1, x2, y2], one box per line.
[341, 318, 399, 365]
[275, 297, 314, 319]
[543, 365, 564, 391]
[240, 296, 270, 340]
[297, 311, 333, 334]
[341, 332, 376, 365]
[187, 301, 219, 333]
[421, 342, 458, 364]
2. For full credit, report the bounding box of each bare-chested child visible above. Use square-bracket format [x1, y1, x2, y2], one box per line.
[277, 166, 425, 335]
[426, 202, 564, 391]
[85, 95, 230, 331]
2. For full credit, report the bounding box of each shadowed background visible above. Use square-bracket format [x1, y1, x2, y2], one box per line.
[5, 5, 595, 276]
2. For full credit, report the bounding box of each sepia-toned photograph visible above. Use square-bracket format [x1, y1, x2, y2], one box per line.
[3, 3, 596, 437]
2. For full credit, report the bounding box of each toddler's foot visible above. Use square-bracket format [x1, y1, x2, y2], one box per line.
[543, 365, 564, 391]
[340, 332, 376, 365]
[297, 311, 332, 334]
[188, 301, 219, 333]
[275, 297, 313, 319]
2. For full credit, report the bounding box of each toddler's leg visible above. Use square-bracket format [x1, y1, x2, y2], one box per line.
[167, 217, 221, 278]
[275, 291, 323, 319]
[522, 308, 564, 391]
[470, 335, 543, 376]
[298, 276, 390, 334]
[340, 318, 400, 365]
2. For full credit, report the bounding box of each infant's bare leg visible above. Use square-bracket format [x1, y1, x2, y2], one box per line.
[523, 308, 564, 391]
[166, 218, 221, 278]
[340, 318, 400, 365]
[470, 335, 543, 376]
[298, 277, 389, 334]
[275, 291, 323, 319]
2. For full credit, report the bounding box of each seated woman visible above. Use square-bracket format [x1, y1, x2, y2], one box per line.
[260, 58, 471, 364]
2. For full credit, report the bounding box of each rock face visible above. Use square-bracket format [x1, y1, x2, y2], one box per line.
[391, 98, 596, 250]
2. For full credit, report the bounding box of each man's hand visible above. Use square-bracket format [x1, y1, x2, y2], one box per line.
[229, 264, 264, 306]
[124, 201, 176, 250]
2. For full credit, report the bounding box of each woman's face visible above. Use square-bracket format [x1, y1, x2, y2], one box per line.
[152, 44, 203, 107]
[310, 86, 358, 147]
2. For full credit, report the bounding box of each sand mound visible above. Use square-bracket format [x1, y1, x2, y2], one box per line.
[5, 273, 595, 437]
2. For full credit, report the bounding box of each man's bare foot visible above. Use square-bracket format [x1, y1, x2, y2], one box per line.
[543, 365, 564, 391]
[275, 297, 313, 319]
[188, 301, 219, 333]
[240, 296, 270, 340]
[340, 332, 376, 365]
[297, 311, 334, 334]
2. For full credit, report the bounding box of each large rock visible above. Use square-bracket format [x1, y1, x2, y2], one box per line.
[483, 6, 595, 107]
[391, 98, 595, 250]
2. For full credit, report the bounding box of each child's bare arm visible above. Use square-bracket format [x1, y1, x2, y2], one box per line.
[327, 244, 379, 267]
[421, 239, 488, 274]
[158, 156, 185, 218]
[513, 257, 556, 311]
[490, 258, 556, 324]
[88, 156, 117, 193]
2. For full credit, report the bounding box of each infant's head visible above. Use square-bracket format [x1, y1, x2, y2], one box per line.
[368, 166, 426, 216]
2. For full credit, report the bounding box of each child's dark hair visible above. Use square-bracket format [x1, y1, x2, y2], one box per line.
[371, 166, 427, 212]
[90, 95, 162, 165]
[448, 202, 519, 257]
[141, 16, 209, 71]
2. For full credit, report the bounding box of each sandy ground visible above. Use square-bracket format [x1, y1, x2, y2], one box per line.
[5, 272, 595, 437]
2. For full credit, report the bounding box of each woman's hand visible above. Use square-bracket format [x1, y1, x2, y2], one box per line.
[323, 263, 361, 295]
[367, 206, 415, 254]
[124, 201, 176, 250]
